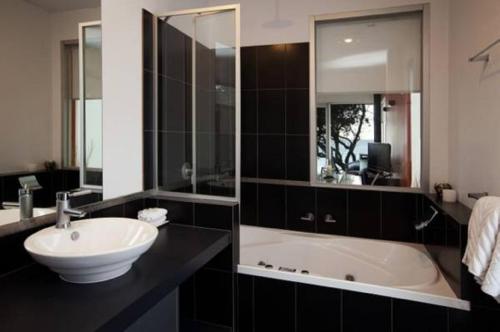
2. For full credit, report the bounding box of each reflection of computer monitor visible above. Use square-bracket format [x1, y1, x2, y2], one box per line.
[368, 143, 391, 172]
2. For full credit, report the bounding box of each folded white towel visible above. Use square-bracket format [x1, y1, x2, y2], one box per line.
[462, 196, 500, 302]
[138, 208, 168, 224]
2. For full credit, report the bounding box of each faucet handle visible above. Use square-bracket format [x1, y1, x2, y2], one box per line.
[56, 191, 71, 201]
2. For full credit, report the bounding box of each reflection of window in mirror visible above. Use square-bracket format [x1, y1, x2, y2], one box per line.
[62, 42, 80, 169]
[314, 10, 422, 188]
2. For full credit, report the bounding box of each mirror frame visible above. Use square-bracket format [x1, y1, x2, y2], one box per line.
[308, 4, 430, 193]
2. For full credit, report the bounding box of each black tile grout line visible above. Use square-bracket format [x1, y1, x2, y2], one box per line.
[294, 282, 298, 332]
[390, 298, 394, 332]
[339, 289, 344, 332]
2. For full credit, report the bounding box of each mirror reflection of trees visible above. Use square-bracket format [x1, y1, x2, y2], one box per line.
[317, 104, 371, 172]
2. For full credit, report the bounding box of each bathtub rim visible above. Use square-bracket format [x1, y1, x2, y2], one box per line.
[238, 225, 470, 311]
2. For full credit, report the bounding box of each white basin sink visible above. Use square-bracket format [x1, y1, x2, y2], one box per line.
[0, 208, 55, 226]
[24, 218, 158, 284]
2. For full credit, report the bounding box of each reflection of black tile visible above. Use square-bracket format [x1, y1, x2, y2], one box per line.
[159, 77, 191, 132]
[286, 135, 309, 181]
[159, 132, 192, 191]
[241, 134, 257, 178]
[241, 182, 258, 226]
[143, 70, 154, 131]
[195, 269, 233, 327]
[258, 90, 285, 134]
[143, 131, 154, 190]
[241, 47, 257, 90]
[348, 190, 381, 239]
[196, 43, 214, 90]
[237, 274, 253, 332]
[286, 89, 309, 135]
[242, 90, 257, 134]
[215, 48, 235, 87]
[342, 290, 391, 332]
[157, 199, 193, 225]
[317, 188, 348, 235]
[196, 88, 215, 133]
[381, 192, 417, 242]
[257, 44, 286, 89]
[194, 203, 233, 230]
[287, 186, 315, 232]
[254, 277, 294, 332]
[258, 135, 285, 179]
[163, 23, 187, 81]
[258, 184, 286, 229]
[297, 284, 340, 332]
[142, 10, 154, 71]
[285, 43, 309, 89]
[393, 299, 447, 332]
[196, 133, 214, 179]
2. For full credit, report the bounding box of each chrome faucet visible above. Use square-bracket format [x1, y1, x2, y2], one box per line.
[55, 191, 87, 229]
[2, 186, 33, 221]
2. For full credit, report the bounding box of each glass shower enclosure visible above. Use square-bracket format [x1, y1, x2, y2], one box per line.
[151, 5, 240, 200]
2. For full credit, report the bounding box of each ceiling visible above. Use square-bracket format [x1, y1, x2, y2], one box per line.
[25, 0, 100, 12]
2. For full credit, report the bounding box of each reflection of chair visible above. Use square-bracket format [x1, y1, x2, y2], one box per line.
[361, 143, 392, 185]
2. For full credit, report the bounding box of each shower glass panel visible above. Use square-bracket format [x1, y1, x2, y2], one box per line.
[79, 22, 103, 189]
[157, 6, 239, 199]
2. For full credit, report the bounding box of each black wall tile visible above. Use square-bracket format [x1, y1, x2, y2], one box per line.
[157, 199, 193, 226]
[258, 90, 285, 134]
[254, 277, 294, 332]
[241, 47, 257, 90]
[258, 135, 285, 179]
[143, 70, 154, 131]
[90, 204, 124, 218]
[286, 186, 316, 232]
[393, 299, 448, 332]
[286, 135, 309, 181]
[297, 284, 340, 332]
[194, 203, 233, 230]
[348, 190, 381, 239]
[142, 10, 154, 72]
[159, 132, 192, 192]
[123, 199, 145, 219]
[242, 134, 258, 178]
[241, 182, 258, 226]
[143, 131, 154, 190]
[242, 90, 257, 134]
[257, 44, 285, 89]
[286, 89, 309, 135]
[316, 188, 348, 235]
[381, 192, 417, 242]
[258, 184, 286, 229]
[285, 43, 309, 89]
[342, 291, 391, 332]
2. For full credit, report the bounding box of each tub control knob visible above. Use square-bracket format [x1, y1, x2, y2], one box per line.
[324, 214, 336, 223]
[300, 212, 315, 222]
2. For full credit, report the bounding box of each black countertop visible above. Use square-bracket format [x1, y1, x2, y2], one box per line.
[0, 224, 231, 332]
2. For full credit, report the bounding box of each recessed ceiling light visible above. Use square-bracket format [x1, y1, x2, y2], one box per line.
[344, 38, 353, 44]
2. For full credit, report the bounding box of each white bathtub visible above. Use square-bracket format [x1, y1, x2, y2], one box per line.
[238, 225, 470, 310]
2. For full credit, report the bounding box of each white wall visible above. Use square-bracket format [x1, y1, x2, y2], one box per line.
[448, 0, 500, 207]
[101, 0, 450, 198]
[49, 7, 101, 165]
[0, 0, 51, 172]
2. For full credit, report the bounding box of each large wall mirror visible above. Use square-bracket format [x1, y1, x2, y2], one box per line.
[0, 0, 102, 228]
[311, 7, 425, 190]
